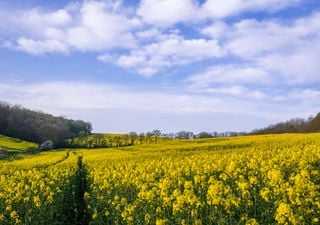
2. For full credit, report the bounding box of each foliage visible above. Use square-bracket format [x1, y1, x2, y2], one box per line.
[0, 101, 92, 145]
[175, 131, 194, 139]
[197, 131, 213, 139]
[252, 112, 320, 134]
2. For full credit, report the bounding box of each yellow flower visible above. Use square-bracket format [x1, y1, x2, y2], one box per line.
[156, 218, 166, 225]
[144, 213, 151, 223]
[260, 187, 270, 202]
[92, 211, 98, 220]
[10, 211, 18, 219]
[246, 218, 259, 225]
[275, 203, 295, 224]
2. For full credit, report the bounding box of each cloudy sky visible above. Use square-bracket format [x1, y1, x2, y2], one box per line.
[0, 0, 320, 133]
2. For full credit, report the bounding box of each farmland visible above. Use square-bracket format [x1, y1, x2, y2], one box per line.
[0, 135, 37, 153]
[0, 134, 320, 224]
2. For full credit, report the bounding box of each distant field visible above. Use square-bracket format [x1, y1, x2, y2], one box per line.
[0, 134, 319, 225]
[0, 135, 38, 153]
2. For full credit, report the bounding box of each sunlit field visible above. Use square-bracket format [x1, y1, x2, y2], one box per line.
[1, 134, 320, 225]
[0, 135, 37, 153]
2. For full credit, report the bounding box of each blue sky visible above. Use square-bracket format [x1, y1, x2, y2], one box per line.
[1, 0, 320, 133]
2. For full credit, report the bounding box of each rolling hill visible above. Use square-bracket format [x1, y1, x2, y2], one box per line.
[0, 135, 38, 153]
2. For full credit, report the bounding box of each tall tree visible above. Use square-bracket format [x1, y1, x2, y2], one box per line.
[138, 133, 145, 144]
[129, 132, 138, 145]
[152, 129, 161, 143]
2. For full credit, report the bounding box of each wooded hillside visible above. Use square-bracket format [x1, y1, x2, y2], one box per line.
[252, 113, 320, 134]
[0, 101, 92, 145]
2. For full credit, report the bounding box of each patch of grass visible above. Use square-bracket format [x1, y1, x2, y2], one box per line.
[0, 135, 38, 152]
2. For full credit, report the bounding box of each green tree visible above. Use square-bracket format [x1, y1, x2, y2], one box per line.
[129, 132, 138, 145]
[152, 129, 161, 143]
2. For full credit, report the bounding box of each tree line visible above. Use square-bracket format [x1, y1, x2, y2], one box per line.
[69, 130, 164, 148]
[251, 113, 320, 135]
[68, 130, 248, 149]
[4, 101, 318, 151]
[0, 101, 92, 147]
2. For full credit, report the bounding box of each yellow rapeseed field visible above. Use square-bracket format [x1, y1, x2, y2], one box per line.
[0, 151, 79, 225]
[0, 134, 320, 225]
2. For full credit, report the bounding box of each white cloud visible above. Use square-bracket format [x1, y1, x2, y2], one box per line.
[0, 0, 319, 82]
[286, 89, 320, 101]
[224, 19, 302, 58]
[0, 81, 272, 116]
[136, 0, 301, 26]
[135, 28, 161, 39]
[189, 85, 268, 100]
[200, 21, 229, 39]
[100, 36, 225, 76]
[0, 81, 228, 113]
[258, 46, 320, 84]
[0, 7, 72, 38]
[137, 0, 198, 27]
[199, 12, 320, 85]
[65, 1, 140, 51]
[15, 38, 69, 55]
[186, 64, 272, 88]
[1, 1, 140, 54]
[99, 4, 320, 78]
[26, 8, 72, 26]
[200, 0, 302, 19]
[199, 12, 320, 59]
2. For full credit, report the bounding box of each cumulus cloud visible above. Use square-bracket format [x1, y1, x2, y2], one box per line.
[1, 0, 305, 55]
[1, 1, 140, 54]
[258, 46, 320, 84]
[197, 12, 320, 85]
[1, 0, 319, 83]
[137, 0, 198, 26]
[0, 7, 71, 38]
[100, 36, 225, 76]
[136, 0, 302, 26]
[200, 21, 229, 39]
[15, 38, 69, 55]
[65, 1, 140, 51]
